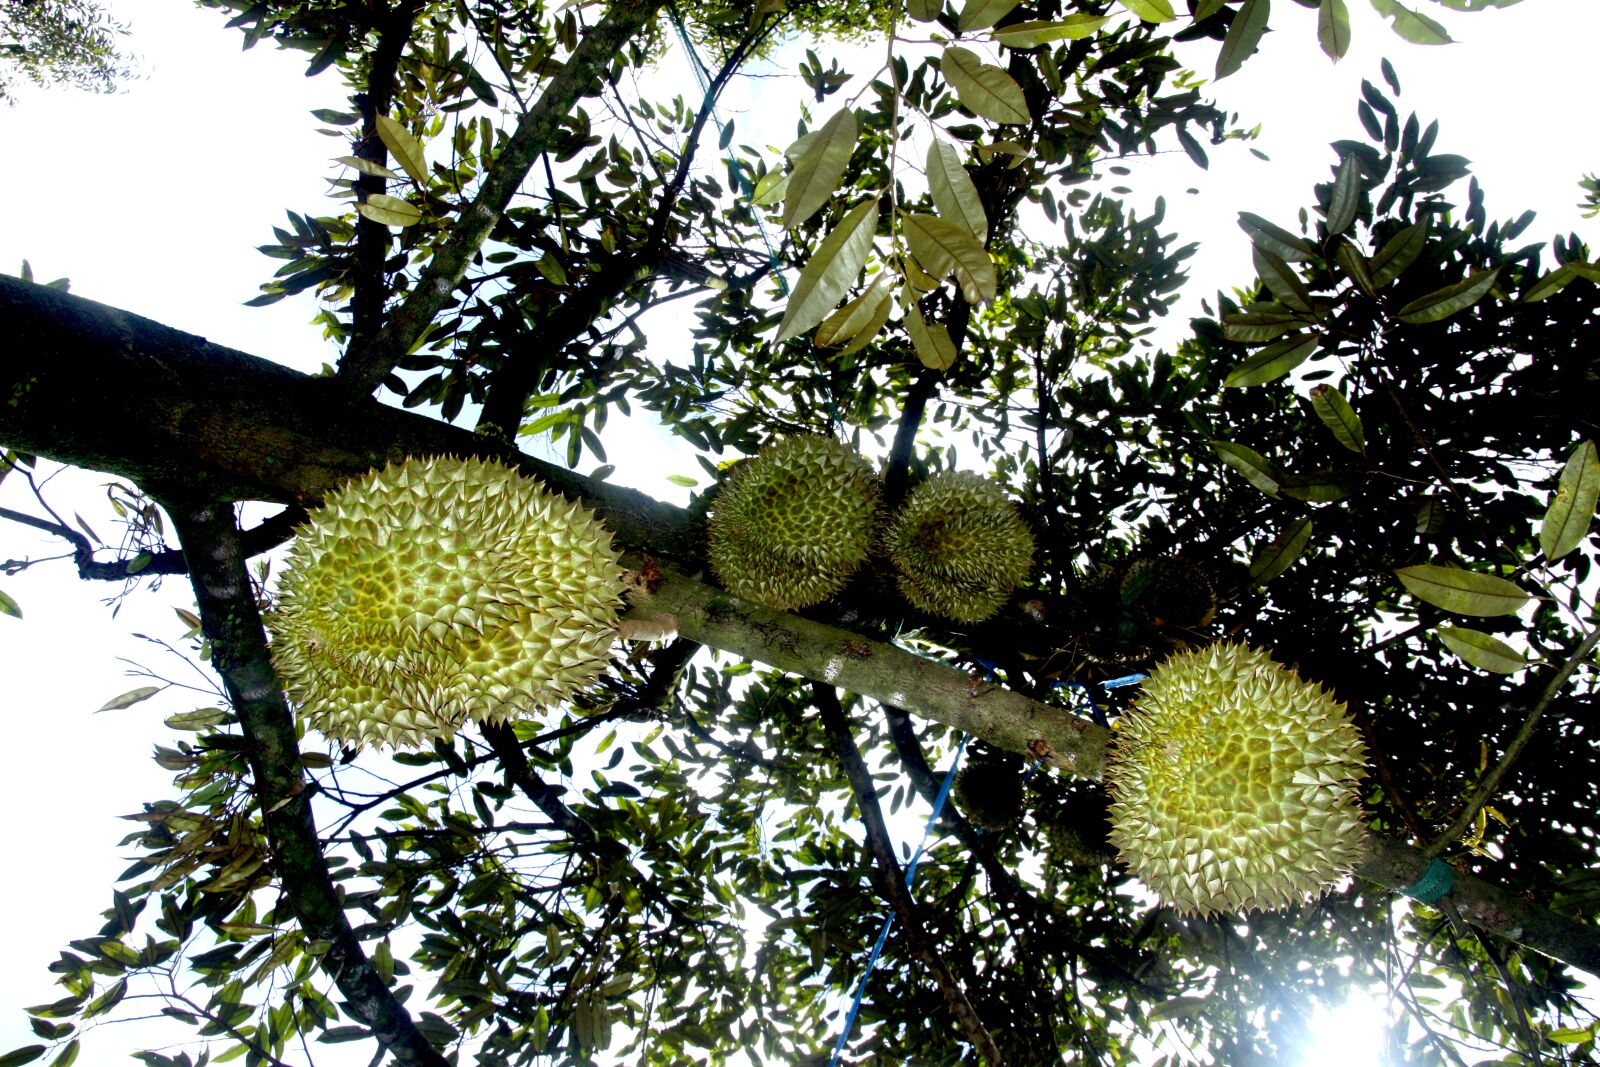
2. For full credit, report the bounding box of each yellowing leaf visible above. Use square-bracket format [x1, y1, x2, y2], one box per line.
[774, 199, 879, 344]
[356, 194, 422, 227]
[1309, 384, 1365, 453]
[940, 46, 1030, 125]
[957, 0, 1022, 32]
[902, 211, 997, 304]
[334, 155, 404, 180]
[1395, 564, 1530, 617]
[837, 287, 893, 357]
[1215, 0, 1269, 80]
[905, 302, 958, 370]
[927, 140, 988, 243]
[816, 279, 891, 349]
[98, 686, 161, 712]
[1540, 440, 1599, 561]
[1438, 627, 1531, 674]
[1395, 267, 1500, 324]
[991, 15, 1109, 47]
[374, 114, 428, 187]
[1211, 440, 1281, 497]
[1224, 334, 1318, 387]
[1117, 0, 1175, 22]
[1250, 517, 1313, 586]
[783, 107, 858, 229]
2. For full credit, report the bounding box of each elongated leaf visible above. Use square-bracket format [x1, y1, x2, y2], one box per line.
[1523, 263, 1576, 302]
[335, 155, 404, 180]
[1176, 127, 1209, 170]
[1118, 0, 1176, 21]
[1438, 627, 1530, 674]
[774, 199, 879, 344]
[356, 195, 422, 227]
[816, 279, 890, 348]
[783, 107, 857, 229]
[0, 1046, 46, 1067]
[1395, 267, 1500, 324]
[902, 211, 997, 304]
[1224, 334, 1318, 387]
[1334, 239, 1377, 296]
[1371, 0, 1452, 44]
[1250, 517, 1313, 585]
[1325, 153, 1361, 235]
[1211, 441, 1281, 497]
[1253, 245, 1313, 311]
[1222, 308, 1299, 343]
[1395, 564, 1530, 617]
[1238, 212, 1317, 262]
[1318, 0, 1351, 59]
[941, 46, 1031, 125]
[957, 0, 1022, 32]
[374, 114, 428, 186]
[0, 588, 19, 619]
[750, 169, 788, 207]
[1309, 384, 1365, 453]
[97, 686, 160, 712]
[839, 288, 894, 357]
[1216, 0, 1270, 80]
[1371, 220, 1428, 287]
[906, 303, 958, 370]
[927, 140, 988, 242]
[1540, 440, 1599, 561]
[992, 15, 1109, 47]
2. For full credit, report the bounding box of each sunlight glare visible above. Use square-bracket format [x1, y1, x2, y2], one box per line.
[1299, 991, 1386, 1067]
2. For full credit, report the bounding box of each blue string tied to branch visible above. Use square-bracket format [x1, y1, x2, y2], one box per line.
[1402, 857, 1456, 904]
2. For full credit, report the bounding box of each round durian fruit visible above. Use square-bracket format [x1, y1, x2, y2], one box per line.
[268, 455, 626, 750]
[707, 436, 880, 610]
[1106, 643, 1368, 917]
[953, 755, 1026, 831]
[1120, 556, 1216, 629]
[886, 471, 1034, 623]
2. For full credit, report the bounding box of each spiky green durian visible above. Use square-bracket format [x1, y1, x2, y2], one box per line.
[1105, 643, 1368, 917]
[1120, 556, 1216, 629]
[953, 755, 1026, 830]
[886, 472, 1033, 623]
[707, 436, 880, 610]
[267, 455, 626, 750]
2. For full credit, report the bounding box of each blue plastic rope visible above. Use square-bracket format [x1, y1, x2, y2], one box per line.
[1402, 857, 1456, 904]
[829, 735, 970, 1065]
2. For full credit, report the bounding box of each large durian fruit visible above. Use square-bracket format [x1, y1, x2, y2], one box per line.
[886, 471, 1033, 623]
[707, 435, 880, 610]
[1105, 643, 1368, 917]
[267, 455, 626, 750]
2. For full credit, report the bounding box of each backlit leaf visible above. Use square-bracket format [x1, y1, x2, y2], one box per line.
[927, 140, 988, 242]
[1117, 0, 1176, 21]
[0, 588, 19, 619]
[1438, 627, 1531, 674]
[0, 1046, 46, 1067]
[1224, 334, 1318, 387]
[334, 155, 404, 180]
[1253, 245, 1313, 310]
[1523, 263, 1576, 302]
[1325, 152, 1361, 235]
[1395, 267, 1500, 324]
[1216, 0, 1269, 80]
[1371, 220, 1428, 287]
[1334, 239, 1377, 296]
[902, 211, 997, 304]
[774, 199, 879, 343]
[750, 169, 788, 207]
[1318, 0, 1351, 60]
[940, 46, 1031, 125]
[1309, 384, 1365, 453]
[906, 302, 958, 370]
[356, 195, 422, 227]
[783, 107, 857, 229]
[908, 0, 942, 20]
[816, 279, 891, 348]
[1238, 211, 1318, 262]
[991, 16, 1109, 47]
[1395, 564, 1530, 617]
[1222, 308, 1299, 343]
[1371, 0, 1452, 44]
[1211, 441, 1281, 497]
[1250, 517, 1313, 585]
[374, 114, 428, 186]
[97, 686, 161, 712]
[957, 0, 1022, 32]
[1540, 440, 1599, 561]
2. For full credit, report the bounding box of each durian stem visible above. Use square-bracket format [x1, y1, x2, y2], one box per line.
[165, 499, 449, 1067]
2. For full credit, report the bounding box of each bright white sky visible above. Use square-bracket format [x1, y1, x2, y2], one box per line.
[1, 0, 1597, 1063]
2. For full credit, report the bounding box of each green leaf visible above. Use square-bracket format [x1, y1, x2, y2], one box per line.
[374, 114, 428, 186]
[926, 140, 988, 242]
[991, 16, 1109, 47]
[1216, 0, 1270, 80]
[782, 107, 857, 229]
[1438, 627, 1531, 674]
[533, 255, 567, 286]
[1211, 441, 1281, 497]
[1395, 267, 1500, 324]
[97, 686, 160, 712]
[1117, 0, 1176, 21]
[1252, 245, 1313, 311]
[774, 199, 879, 343]
[816, 279, 891, 349]
[1523, 263, 1576, 302]
[0, 588, 20, 619]
[1325, 153, 1361, 235]
[165, 707, 227, 731]
[0, 1046, 46, 1067]
[1224, 334, 1318, 387]
[1371, 220, 1428, 287]
[1540, 440, 1599, 561]
[81, 979, 126, 1020]
[906, 302, 958, 370]
[1309, 384, 1365, 453]
[908, 0, 942, 20]
[1395, 564, 1530, 617]
[666, 474, 698, 487]
[1334, 239, 1377, 296]
[1176, 127, 1209, 170]
[957, 0, 1022, 32]
[750, 169, 788, 207]
[1222, 308, 1299, 343]
[1238, 212, 1318, 262]
[940, 46, 1031, 125]
[310, 109, 358, 125]
[356, 195, 422, 228]
[1250, 517, 1313, 585]
[902, 211, 997, 304]
[1147, 996, 1209, 1022]
[1318, 0, 1351, 59]
[334, 155, 404, 180]
[1370, 0, 1452, 44]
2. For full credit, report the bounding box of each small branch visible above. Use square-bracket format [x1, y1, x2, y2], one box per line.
[1, 504, 304, 581]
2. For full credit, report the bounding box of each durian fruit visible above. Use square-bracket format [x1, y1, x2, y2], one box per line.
[707, 435, 880, 610]
[886, 471, 1034, 623]
[1120, 556, 1216, 629]
[267, 455, 626, 750]
[1105, 643, 1367, 917]
[953, 751, 1026, 831]
[1039, 790, 1116, 866]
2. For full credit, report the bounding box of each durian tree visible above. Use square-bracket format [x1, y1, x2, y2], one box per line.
[4, 0, 1600, 1064]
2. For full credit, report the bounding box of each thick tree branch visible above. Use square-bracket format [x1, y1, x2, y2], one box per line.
[163, 499, 446, 1067]
[337, 0, 670, 393]
[813, 684, 1004, 1065]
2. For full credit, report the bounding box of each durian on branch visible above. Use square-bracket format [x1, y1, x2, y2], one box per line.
[5, 275, 1600, 978]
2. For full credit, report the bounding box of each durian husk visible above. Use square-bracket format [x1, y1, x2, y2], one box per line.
[953, 757, 1026, 831]
[1106, 643, 1368, 917]
[707, 435, 880, 610]
[886, 471, 1034, 623]
[1120, 556, 1216, 629]
[267, 455, 626, 750]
